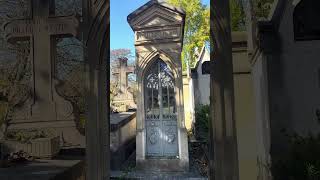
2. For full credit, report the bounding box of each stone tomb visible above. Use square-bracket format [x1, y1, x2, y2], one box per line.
[3, 0, 84, 147]
[128, 0, 189, 171]
[112, 58, 136, 112]
[110, 112, 136, 170]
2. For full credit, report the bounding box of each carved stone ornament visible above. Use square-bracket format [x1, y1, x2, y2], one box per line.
[149, 128, 158, 145]
[165, 128, 175, 144]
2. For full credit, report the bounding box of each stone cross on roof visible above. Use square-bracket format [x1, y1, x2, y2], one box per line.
[112, 58, 135, 95]
[3, 0, 79, 120]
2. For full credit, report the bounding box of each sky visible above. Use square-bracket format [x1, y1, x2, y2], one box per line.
[110, 0, 210, 57]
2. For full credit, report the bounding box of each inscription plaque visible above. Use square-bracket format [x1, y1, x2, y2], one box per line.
[137, 28, 180, 41]
[4, 16, 78, 42]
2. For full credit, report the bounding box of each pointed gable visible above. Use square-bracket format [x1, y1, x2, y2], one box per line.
[127, 0, 185, 44]
[127, 0, 185, 30]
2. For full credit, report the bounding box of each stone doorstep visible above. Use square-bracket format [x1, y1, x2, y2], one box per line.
[136, 159, 189, 172]
[110, 170, 208, 180]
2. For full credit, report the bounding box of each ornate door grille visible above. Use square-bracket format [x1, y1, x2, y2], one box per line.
[144, 58, 178, 157]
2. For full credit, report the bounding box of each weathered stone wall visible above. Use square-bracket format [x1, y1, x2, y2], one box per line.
[232, 32, 258, 180]
[274, 0, 320, 136]
[252, 50, 272, 180]
[182, 76, 193, 131]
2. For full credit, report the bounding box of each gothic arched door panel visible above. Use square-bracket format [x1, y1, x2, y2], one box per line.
[144, 58, 178, 158]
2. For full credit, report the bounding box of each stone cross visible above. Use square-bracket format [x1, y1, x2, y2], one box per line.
[3, 0, 79, 118]
[112, 58, 135, 95]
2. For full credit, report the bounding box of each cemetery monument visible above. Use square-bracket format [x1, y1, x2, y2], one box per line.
[112, 57, 136, 112]
[128, 0, 189, 171]
[2, 0, 84, 148]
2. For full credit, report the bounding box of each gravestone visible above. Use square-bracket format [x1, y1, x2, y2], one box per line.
[3, 0, 84, 147]
[128, 0, 189, 171]
[112, 57, 136, 112]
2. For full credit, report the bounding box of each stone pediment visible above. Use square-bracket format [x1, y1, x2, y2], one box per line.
[141, 15, 175, 27]
[128, 0, 185, 30]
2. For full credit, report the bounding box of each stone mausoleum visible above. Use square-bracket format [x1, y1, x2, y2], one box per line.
[128, 0, 189, 171]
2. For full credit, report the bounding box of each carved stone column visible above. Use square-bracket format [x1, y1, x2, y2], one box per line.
[83, 0, 109, 179]
[210, 0, 239, 179]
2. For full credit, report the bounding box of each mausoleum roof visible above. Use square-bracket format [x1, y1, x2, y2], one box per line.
[127, 0, 185, 27]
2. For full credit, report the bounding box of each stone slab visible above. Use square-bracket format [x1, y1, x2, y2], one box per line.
[110, 170, 207, 180]
[0, 159, 84, 180]
[136, 158, 189, 172]
[110, 112, 136, 170]
[110, 112, 136, 131]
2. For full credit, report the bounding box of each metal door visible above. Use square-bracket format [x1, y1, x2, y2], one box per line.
[144, 58, 178, 158]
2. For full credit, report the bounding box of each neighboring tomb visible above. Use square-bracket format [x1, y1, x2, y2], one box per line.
[112, 58, 136, 112]
[3, 0, 84, 148]
[128, 0, 189, 171]
[110, 112, 136, 170]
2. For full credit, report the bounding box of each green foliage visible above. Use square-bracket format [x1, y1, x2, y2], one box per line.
[253, 0, 275, 19]
[230, 0, 246, 31]
[166, 0, 209, 70]
[194, 104, 210, 141]
[272, 132, 320, 180]
[166, 0, 252, 69]
[119, 164, 135, 179]
[229, 0, 275, 31]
